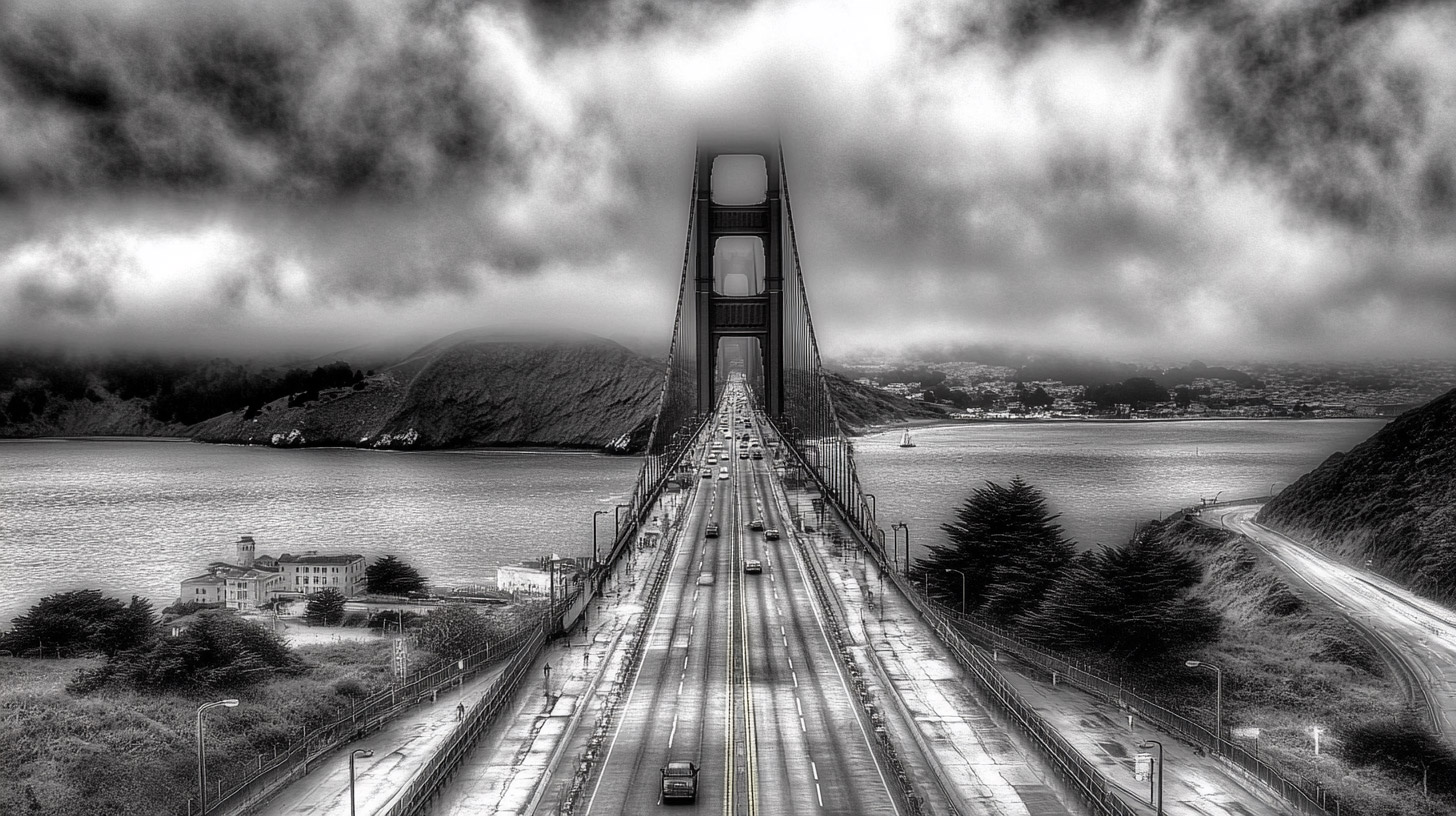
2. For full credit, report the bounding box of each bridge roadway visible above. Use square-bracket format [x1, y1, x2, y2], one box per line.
[582, 390, 900, 815]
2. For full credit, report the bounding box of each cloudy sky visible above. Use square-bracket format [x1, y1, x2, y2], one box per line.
[1, 0, 1454, 363]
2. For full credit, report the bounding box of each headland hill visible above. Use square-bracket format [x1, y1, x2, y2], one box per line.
[4, 332, 1454, 449]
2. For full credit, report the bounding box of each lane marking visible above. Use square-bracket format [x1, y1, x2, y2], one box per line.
[811, 761, 819, 781]
[669, 715, 679, 748]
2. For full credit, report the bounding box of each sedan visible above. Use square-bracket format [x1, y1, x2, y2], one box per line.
[764, 528, 780, 540]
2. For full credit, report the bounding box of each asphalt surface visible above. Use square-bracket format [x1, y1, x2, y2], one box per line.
[580, 390, 901, 816]
[1207, 504, 1456, 740]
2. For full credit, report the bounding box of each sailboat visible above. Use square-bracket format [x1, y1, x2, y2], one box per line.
[899, 429, 916, 448]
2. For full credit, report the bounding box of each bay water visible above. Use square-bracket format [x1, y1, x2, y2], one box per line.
[0, 419, 1384, 623]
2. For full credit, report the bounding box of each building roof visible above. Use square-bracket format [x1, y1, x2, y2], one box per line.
[181, 573, 227, 586]
[277, 553, 365, 565]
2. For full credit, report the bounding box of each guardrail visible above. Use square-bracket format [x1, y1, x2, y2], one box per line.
[206, 621, 541, 816]
[373, 624, 549, 816]
[935, 603, 1336, 815]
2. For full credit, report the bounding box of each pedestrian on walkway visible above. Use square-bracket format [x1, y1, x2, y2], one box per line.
[457, 702, 465, 721]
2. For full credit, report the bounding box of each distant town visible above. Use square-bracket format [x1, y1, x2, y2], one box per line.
[837, 357, 1456, 420]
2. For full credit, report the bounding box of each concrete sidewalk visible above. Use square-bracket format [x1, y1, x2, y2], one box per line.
[800, 515, 1293, 816]
[253, 661, 510, 816]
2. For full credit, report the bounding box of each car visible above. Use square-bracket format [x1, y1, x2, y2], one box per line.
[705, 521, 720, 538]
[718, 467, 729, 480]
[706, 456, 717, 464]
[743, 559, 763, 574]
[700, 470, 711, 479]
[739, 452, 749, 459]
[697, 572, 715, 586]
[751, 450, 763, 460]
[749, 518, 764, 530]
[764, 528, 780, 540]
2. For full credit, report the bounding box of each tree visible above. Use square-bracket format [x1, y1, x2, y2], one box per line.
[366, 555, 428, 596]
[305, 588, 347, 626]
[1020, 529, 1221, 660]
[94, 596, 160, 656]
[119, 611, 301, 690]
[416, 604, 493, 661]
[0, 589, 129, 657]
[918, 477, 1075, 623]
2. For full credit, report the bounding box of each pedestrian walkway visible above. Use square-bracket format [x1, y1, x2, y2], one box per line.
[800, 513, 1292, 816]
[253, 662, 508, 815]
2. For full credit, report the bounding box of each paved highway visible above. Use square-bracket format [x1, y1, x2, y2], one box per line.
[1207, 505, 1456, 739]
[582, 388, 901, 815]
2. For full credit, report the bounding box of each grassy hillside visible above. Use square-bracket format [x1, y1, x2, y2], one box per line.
[0, 640, 400, 816]
[1144, 517, 1453, 815]
[1256, 387, 1456, 603]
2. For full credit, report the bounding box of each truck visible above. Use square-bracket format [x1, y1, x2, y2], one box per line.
[661, 760, 699, 802]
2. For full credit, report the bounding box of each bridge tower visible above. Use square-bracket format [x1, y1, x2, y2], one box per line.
[693, 141, 784, 416]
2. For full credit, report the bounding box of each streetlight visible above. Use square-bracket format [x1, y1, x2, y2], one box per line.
[592, 509, 609, 567]
[944, 569, 968, 613]
[1139, 739, 1163, 816]
[349, 748, 374, 816]
[196, 699, 239, 813]
[1186, 659, 1223, 750]
[543, 663, 553, 700]
[892, 522, 911, 578]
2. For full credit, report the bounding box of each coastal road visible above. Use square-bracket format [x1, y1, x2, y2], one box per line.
[581, 388, 902, 816]
[1206, 505, 1456, 739]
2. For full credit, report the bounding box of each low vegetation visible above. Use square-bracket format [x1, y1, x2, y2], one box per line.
[922, 475, 1456, 813]
[0, 587, 532, 815]
[1140, 519, 1454, 815]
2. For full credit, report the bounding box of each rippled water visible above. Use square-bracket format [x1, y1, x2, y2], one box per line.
[1, 420, 1385, 624]
[854, 419, 1386, 560]
[0, 440, 641, 623]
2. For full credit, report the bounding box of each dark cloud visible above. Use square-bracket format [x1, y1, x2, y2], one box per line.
[0, 0, 1454, 361]
[0, 0, 500, 201]
[1188, 1, 1456, 233]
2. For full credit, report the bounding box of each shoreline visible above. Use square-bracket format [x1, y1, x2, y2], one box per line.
[856, 414, 1388, 436]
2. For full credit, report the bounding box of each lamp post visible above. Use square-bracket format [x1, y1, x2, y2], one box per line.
[891, 522, 911, 578]
[1186, 659, 1223, 750]
[1139, 739, 1163, 816]
[944, 569, 968, 613]
[592, 509, 609, 568]
[196, 699, 239, 813]
[544, 663, 553, 700]
[349, 748, 374, 816]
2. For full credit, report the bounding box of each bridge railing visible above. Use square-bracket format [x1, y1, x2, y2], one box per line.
[205, 619, 542, 816]
[933, 601, 1335, 815]
[374, 623, 549, 816]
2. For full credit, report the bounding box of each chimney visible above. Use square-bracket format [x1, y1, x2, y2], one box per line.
[237, 536, 256, 568]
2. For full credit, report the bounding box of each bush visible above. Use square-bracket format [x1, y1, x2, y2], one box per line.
[331, 677, 368, 698]
[1340, 717, 1456, 796]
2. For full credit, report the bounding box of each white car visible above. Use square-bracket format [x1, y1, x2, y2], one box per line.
[718, 467, 730, 480]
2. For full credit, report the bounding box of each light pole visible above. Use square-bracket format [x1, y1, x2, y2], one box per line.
[592, 510, 609, 568]
[1139, 739, 1163, 816]
[944, 569, 968, 613]
[1186, 659, 1223, 750]
[892, 522, 910, 578]
[349, 748, 374, 816]
[196, 699, 239, 813]
[544, 663, 553, 700]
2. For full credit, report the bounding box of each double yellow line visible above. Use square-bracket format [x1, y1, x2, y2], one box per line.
[722, 458, 760, 816]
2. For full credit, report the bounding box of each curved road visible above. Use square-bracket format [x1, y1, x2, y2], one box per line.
[1206, 505, 1456, 739]
[582, 387, 900, 815]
